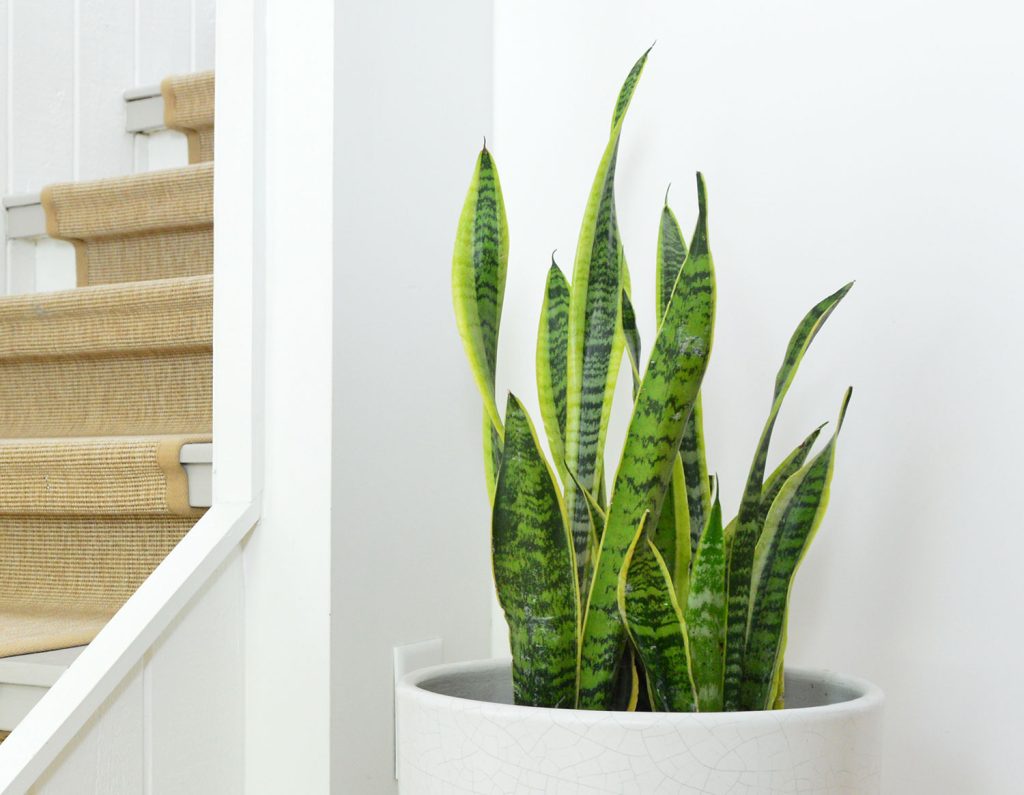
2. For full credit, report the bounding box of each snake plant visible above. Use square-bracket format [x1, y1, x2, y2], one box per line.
[452, 49, 853, 712]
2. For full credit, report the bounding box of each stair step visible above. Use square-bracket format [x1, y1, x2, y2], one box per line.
[0, 435, 208, 518]
[0, 275, 211, 438]
[162, 71, 215, 164]
[42, 164, 212, 286]
[0, 646, 83, 732]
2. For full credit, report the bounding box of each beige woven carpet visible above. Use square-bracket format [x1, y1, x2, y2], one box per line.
[41, 164, 213, 286]
[162, 71, 214, 164]
[1, 72, 214, 657]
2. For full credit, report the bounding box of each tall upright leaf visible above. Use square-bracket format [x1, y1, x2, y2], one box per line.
[621, 289, 642, 397]
[452, 146, 510, 497]
[740, 389, 852, 710]
[565, 50, 650, 590]
[685, 481, 726, 711]
[537, 259, 570, 481]
[722, 282, 853, 710]
[578, 174, 714, 709]
[618, 512, 698, 712]
[493, 395, 579, 707]
[656, 195, 711, 558]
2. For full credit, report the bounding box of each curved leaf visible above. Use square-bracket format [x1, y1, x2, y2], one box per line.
[740, 389, 852, 710]
[493, 395, 579, 707]
[565, 51, 649, 590]
[537, 259, 570, 481]
[452, 145, 509, 435]
[723, 282, 853, 710]
[578, 173, 715, 709]
[618, 512, 698, 712]
[684, 480, 726, 711]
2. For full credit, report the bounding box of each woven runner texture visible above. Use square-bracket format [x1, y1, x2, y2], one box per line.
[2, 76, 215, 658]
[41, 164, 213, 286]
[162, 71, 214, 163]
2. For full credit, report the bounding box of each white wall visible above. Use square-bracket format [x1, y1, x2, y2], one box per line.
[0, 0, 214, 294]
[332, 1, 495, 792]
[494, 2, 1024, 793]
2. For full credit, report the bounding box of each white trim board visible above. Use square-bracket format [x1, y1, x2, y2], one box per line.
[123, 86, 166, 134]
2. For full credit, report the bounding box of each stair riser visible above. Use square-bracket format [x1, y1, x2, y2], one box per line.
[74, 229, 212, 286]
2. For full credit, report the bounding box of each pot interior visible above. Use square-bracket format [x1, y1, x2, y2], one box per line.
[415, 663, 868, 712]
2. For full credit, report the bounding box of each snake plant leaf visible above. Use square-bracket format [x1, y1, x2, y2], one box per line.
[656, 192, 688, 321]
[618, 512, 698, 712]
[723, 281, 853, 710]
[610, 46, 652, 132]
[656, 193, 711, 559]
[650, 456, 690, 599]
[720, 424, 825, 561]
[565, 51, 649, 591]
[621, 289, 642, 398]
[740, 388, 852, 711]
[578, 173, 714, 709]
[482, 416, 502, 504]
[493, 394, 579, 708]
[684, 480, 726, 711]
[452, 145, 509, 437]
[537, 259, 570, 481]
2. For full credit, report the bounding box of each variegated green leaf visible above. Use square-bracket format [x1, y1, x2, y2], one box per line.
[723, 282, 853, 710]
[656, 194, 710, 559]
[578, 174, 714, 709]
[482, 416, 502, 504]
[610, 46, 653, 132]
[610, 645, 642, 711]
[685, 480, 726, 711]
[650, 456, 689, 599]
[681, 397, 712, 556]
[452, 145, 509, 435]
[656, 192, 687, 321]
[493, 394, 579, 708]
[621, 289, 642, 398]
[565, 51, 649, 590]
[537, 259, 570, 481]
[618, 512, 698, 712]
[740, 389, 852, 711]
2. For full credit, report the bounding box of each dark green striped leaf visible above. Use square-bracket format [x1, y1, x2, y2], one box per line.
[685, 480, 726, 711]
[650, 456, 689, 598]
[740, 389, 852, 710]
[610, 47, 652, 132]
[621, 289, 642, 398]
[656, 194, 710, 559]
[565, 52, 649, 592]
[493, 395, 579, 708]
[537, 259, 570, 482]
[452, 145, 509, 436]
[618, 512, 698, 712]
[578, 173, 714, 709]
[723, 282, 853, 710]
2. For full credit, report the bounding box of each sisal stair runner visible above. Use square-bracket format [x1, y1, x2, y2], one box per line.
[0, 71, 214, 659]
[162, 71, 214, 164]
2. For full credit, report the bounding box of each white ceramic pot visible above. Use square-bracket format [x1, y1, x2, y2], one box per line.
[397, 658, 883, 794]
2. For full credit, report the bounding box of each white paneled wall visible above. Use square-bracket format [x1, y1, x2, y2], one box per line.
[0, 0, 215, 294]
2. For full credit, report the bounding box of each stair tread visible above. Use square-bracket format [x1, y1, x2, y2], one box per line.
[41, 163, 212, 241]
[0, 274, 211, 359]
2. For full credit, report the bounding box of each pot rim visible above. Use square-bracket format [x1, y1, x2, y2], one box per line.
[398, 657, 883, 723]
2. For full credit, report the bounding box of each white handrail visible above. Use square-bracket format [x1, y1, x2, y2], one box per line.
[0, 499, 259, 793]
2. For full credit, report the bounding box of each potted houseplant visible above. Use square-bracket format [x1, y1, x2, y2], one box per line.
[397, 49, 883, 794]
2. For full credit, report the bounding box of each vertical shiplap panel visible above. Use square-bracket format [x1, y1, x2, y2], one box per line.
[8, 0, 75, 192]
[76, 0, 134, 180]
[145, 550, 244, 793]
[134, 0, 190, 85]
[30, 663, 145, 794]
[193, 0, 216, 70]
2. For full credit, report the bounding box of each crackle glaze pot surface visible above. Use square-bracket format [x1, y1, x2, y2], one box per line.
[397, 659, 883, 795]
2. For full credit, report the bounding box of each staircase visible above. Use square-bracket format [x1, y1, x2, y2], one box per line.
[0, 71, 215, 736]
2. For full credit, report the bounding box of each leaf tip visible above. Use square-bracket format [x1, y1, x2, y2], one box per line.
[663, 182, 672, 207]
